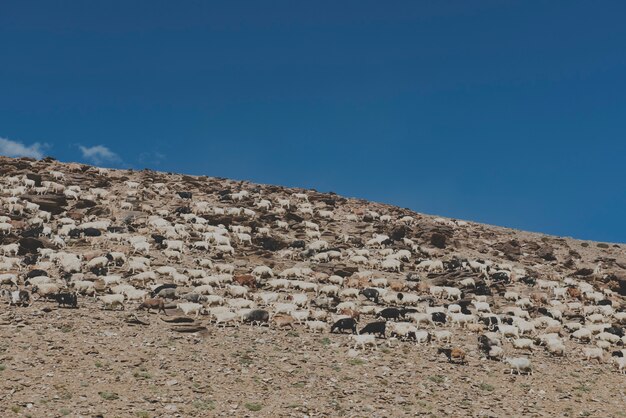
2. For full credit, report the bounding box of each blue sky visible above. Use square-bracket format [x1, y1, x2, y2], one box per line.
[1, 1, 624, 243]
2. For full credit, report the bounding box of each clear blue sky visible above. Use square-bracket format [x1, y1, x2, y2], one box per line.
[1, 1, 624, 243]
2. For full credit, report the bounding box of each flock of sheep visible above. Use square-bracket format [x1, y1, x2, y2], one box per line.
[1, 158, 625, 380]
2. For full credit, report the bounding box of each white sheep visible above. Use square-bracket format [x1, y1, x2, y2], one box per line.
[503, 357, 532, 375]
[177, 302, 205, 317]
[350, 334, 377, 351]
[512, 338, 535, 351]
[583, 347, 604, 363]
[100, 294, 125, 310]
[306, 320, 328, 333]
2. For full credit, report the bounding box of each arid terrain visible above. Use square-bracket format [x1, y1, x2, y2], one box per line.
[0, 156, 624, 417]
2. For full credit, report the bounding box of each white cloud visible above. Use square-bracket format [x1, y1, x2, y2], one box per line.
[79, 145, 120, 165]
[0, 137, 45, 159]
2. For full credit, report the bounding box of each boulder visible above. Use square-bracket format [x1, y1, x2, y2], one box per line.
[537, 245, 557, 261]
[21, 194, 68, 215]
[494, 239, 522, 261]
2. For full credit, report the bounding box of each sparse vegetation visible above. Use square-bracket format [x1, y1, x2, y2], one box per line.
[99, 391, 119, 401]
[479, 383, 494, 392]
[429, 375, 445, 384]
[245, 402, 263, 412]
[192, 399, 215, 411]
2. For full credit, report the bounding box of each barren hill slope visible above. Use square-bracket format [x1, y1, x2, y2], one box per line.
[0, 156, 624, 417]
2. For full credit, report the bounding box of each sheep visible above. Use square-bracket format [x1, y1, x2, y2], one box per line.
[429, 286, 444, 298]
[499, 324, 520, 339]
[100, 294, 125, 310]
[252, 265, 273, 278]
[306, 320, 328, 334]
[571, 328, 593, 343]
[407, 312, 433, 327]
[177, 302, 205, 318]
[124, 289, 148, 301]
[225, 285, 248, 298]
[597, 332, 621, 344]
[0, 273, 18, 287]
[434, 330, 453, 343]
[546, 340, 566, 356]
[472, 301, 492, 313]
[193, 285, 214, 295]
[272, 303, 297, 316]
[318, 285, 339, 297]
[70, 280, 97, 297]
[350, 334, 377, 351]
[32, 283, 61, 298]
[1, 243, 19, 256]
[612, 356, 626, 374]
[387, 322, 419, 341]
[437, 348, 466, 364]
[214, 311, 239, 327]
[381, 259, 401, 272]
[272, 314, 295, 329]
[583, 347, 604, 363]
[449, 313, 476, 328]
[242, 309, 270, 326]
[132, 241, 150, 254]
[138, 298, 167, 314]
[86, 256, 109, 270]
[512, 338, 535, 351]
[0, 223, 12, 235]
[255, 292, 280, 305]
[504, 357, 532, 375]
[286, 293, 309, 308]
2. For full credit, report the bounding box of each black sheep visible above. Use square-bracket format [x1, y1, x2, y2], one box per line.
[376, 307, 403, 321]
[330, 318, 357, 334]
[479, 316, 499, 330]
[151, 283, 178, 297]
[606, 326, 624, 337]
[359, 321, 387, 338]
[27, 269, 48, 278]
[82, 227, 101, 237]
[359, 288, 379, 304]
[51, 292, 78, 308]
[243, 309, 270, 325]
[431, 312, 447, 324]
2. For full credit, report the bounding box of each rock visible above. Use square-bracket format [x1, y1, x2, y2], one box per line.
[285, 212, 304, 223]
[430, 232, 447, 249]
[74, 199, 97, 209]
[333, 266, 359, 277]
[493, 239, 522, 261]
[256, 236, 288, 252]
[573, 268, 594, 277]
[537, 245, 556, 261]
[24, 173, 43, 187]
[390, 226, 409, 241]
[21, 194, 68, 215]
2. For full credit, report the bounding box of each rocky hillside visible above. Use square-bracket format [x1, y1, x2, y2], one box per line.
[0, 155, 624, 417]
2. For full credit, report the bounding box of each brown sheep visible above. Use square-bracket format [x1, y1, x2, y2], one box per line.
[437, 347, 467, 364]
[567, 287, 582, 300]
[272, 314, 295, 330]
[233, 274, 257, 288]
[138, 298, 167, 314]
[389, 280, 406, 292]
[339, 308, 361, 322]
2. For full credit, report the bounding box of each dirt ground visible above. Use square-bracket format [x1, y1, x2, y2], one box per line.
[1, 301, 625, 418]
